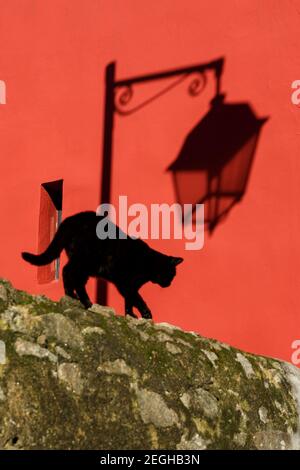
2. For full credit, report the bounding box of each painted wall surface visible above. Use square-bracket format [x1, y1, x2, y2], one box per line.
[0, 0, 299, 363]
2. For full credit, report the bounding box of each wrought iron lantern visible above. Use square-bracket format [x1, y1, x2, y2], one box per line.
[167, 94, 267, 233]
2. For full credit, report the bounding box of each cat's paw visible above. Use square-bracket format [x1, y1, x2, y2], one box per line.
[141, 309, 152, 320]
[83, 300, 93, 309]
[126, 311, 138, 319]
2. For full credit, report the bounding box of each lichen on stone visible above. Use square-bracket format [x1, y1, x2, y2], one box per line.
[0, 278, 299, 450]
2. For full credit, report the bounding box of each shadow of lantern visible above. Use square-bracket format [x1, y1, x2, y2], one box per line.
[167, 94, 268, 233]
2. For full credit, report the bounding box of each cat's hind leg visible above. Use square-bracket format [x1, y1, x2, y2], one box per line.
[62, 263, 79, 300]
[75, 281, 92, 309]
[74, 274, 92, 309]
[63, 262, 92, 309]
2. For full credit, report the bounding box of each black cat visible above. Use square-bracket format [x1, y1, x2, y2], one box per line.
[21, 211, 183, 319]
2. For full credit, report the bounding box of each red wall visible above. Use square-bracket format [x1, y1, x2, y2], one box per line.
[0, 0, 299, 363]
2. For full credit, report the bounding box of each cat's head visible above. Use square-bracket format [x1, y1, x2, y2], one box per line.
[151, 255, 183, 288]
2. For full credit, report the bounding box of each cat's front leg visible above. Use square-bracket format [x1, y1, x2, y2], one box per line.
[125, 297, 138, 319]
[134, 293, 152, 320]
[116, 284, 138, 318]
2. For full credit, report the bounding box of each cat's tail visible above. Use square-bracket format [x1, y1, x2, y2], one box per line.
[22, 222, 66, 266]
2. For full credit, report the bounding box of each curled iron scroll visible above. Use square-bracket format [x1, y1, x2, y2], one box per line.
[114, 71, 207, 116]
[188, 72, 207, 96]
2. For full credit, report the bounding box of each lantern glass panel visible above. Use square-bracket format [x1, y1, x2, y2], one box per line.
[173, 170, 207, 206]
[219, 134, 259, 195]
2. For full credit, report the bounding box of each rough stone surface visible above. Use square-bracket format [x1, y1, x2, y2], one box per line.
[57, 363, 83, 395]
[15, 338, 58, 364]
[134, 386, 180, 428]
[0, 278, 299, 450]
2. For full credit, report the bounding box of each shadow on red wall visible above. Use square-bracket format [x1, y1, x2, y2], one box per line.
[168, 93, 268, 233]
[97, 57, 268, 305]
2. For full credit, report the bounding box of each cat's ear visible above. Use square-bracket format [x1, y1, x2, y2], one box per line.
[170, 256, 184, 266]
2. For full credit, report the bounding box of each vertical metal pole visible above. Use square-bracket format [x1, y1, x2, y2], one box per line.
[214, 58, 223, 98]
[96, 62, 116, 305]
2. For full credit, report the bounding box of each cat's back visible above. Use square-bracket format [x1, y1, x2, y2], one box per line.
[60, 211, 97, 243]
[61, 210, 151, 254]
[63, 210, 96, 225]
